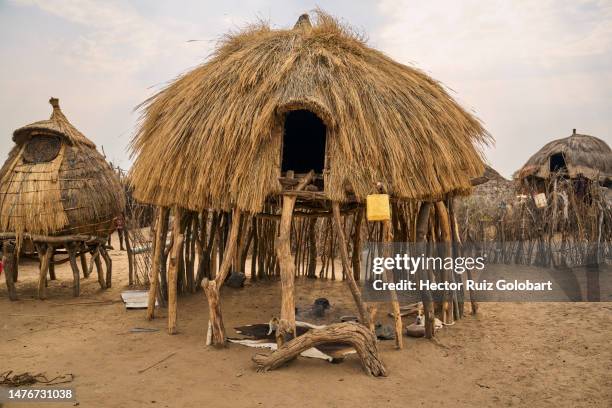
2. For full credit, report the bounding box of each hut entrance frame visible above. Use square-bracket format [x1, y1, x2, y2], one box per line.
[549, 152, 567, 174]
[280, 109, 327, 177]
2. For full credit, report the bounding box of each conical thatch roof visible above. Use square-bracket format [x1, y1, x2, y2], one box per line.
[516, 130, 612, 183]
[13, 98, 95, 148]
[130, 11, 489, 213]
[0, 98, 125, 238]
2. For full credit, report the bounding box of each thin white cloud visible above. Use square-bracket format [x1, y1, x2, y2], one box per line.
[11, 0, 204, 74]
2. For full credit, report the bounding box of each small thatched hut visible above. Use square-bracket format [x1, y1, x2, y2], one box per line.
[516, 129, 612, 187]
[0, 98, 125, 300]
[130, 12, 489, 369]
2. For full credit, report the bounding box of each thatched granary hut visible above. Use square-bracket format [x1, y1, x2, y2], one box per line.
[516, 129, 612, 187]
[0, 98, 125, 300]
[130, 12, 489, 369]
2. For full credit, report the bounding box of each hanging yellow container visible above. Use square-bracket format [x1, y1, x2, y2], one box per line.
[366, 194, 391, 221]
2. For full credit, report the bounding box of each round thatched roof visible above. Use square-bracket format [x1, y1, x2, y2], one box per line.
[0, 98, 125, 238]
[516, 130, 612, 183]
[130, 11, 489, 213]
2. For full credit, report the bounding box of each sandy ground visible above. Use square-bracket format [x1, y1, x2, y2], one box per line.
[1, 234, 611, 408]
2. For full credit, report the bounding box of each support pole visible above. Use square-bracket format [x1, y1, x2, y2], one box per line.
[351, 208, 364, 281]
[276, 195, 299, 344]
[435, 201, 454, 325]
[416, 202, 435, 338]
[274, 171, 314, 346]
[2, 240, 18, 301]
[80, 250, 89, 278]
[382, 218, 403, 349]
[203, 207, 243, 345]
[67, 243, 80, 297]
[36, 244, 53, 300]
[48, 250, 56, 281]
[93, 247, 105, 288]
[125, 226, 134, 286]
[168, 207, 185, 335]
[332, 202, 372, 330]
[147, 207, 168, 320]
[100, 246, 112, 288]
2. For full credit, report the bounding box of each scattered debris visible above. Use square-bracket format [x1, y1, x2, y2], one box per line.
[0, 371, 74, 387]
[121, 290, 156, 309]
[129, 327, 159, 333]
[137, 352, 177, 374]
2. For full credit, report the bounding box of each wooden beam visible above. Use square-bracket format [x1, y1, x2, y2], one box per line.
[2, 240, 18, 300]
[256, 208, 357, 220]
[203, 207, 243, 346]
[382, 219, 403, 349]
[93, 246, 105, 289]
[252, 322, 387, 377]
[36, 244, 53, 300]
[67, 243, 80, 297]
[274, 171, 314, 346]
[100, 246, 112, 288]
[0, 232, 104, 244]
[435, 201, 454, 325]
[80, 251, 89, 278]
[147, 207, 168, 320]
[331, 202, 372, 330]
[415, 202, 435, 338]
[167, 207, 185, 335]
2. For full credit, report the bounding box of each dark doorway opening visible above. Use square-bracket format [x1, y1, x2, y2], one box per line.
[549, 153, 567, 173]
[281, 110, 326, 175]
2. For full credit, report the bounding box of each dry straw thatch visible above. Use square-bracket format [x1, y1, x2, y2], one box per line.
[130, 11, 489, 213]
[0, 98, 125, 239]
[516, 130, 612, 184]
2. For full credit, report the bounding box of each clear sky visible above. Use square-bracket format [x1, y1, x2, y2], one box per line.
[1, 0, 610, 178]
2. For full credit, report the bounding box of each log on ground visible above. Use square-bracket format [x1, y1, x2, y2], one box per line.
[251, 322, 387, 377]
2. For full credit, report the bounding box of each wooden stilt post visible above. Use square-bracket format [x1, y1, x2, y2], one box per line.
[67, 243, 80, 297]
[2, 240, 18, 301]
[352, 208, 363, 281]
[100, 246, 112, 288]
[435, 201, 454, 325]
[382, 218, 403, 349]
[36, 244, 53, 300]
[93, 246, 105, 288]
[48, 249, 56, 281]
[274, 171, 314, 346]
[125, 226, 134, 286]
[168, 207, 185, 335]
[203, 207, 243, 346]
[332, 202, 372, 330]
[276, 195, 299, 345]
[80, 250, 89, 278]
[415, 202, 435, 338]
[147, 207, 168, 320]
[307, 218, 317, 278]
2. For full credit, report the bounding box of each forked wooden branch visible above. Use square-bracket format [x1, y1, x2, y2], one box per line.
[252, 322, 387, 377]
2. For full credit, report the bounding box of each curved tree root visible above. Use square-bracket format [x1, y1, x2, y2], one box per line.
[252, 322, 388, 377]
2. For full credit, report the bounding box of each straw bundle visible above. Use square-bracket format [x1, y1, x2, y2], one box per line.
[0, 98, 125, 240]
[130, 11, 489, 213]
